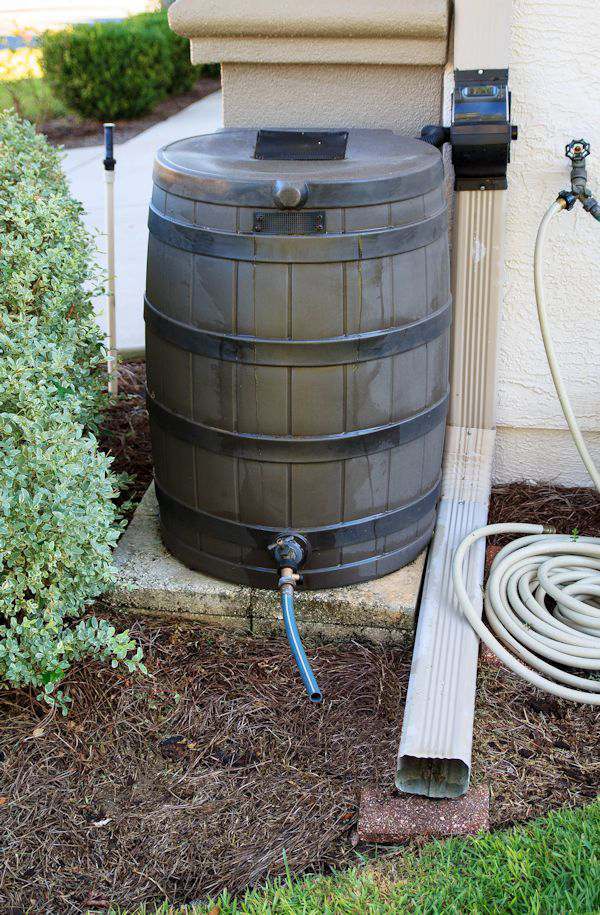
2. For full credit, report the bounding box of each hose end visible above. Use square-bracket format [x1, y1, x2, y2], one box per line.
[542, 524, 557, 534]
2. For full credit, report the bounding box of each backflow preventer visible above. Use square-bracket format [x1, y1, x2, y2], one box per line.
[145, 128, 451, 699]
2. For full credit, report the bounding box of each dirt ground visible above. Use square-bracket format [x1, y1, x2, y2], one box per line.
[1, 619, 599, 913]
[1, 362, 599, 912]
[42, 78, 220, 148]
[98, 360, 152, 515]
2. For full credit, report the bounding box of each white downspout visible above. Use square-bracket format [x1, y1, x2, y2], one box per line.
[397, 0, 513, 797]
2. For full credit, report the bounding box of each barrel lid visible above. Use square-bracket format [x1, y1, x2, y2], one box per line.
[153, 128, 443, 208]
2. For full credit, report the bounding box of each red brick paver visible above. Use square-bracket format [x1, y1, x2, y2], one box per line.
[357, 785, 489, 843]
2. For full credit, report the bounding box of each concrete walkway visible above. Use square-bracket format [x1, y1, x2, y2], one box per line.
[63, 90, 222, 352]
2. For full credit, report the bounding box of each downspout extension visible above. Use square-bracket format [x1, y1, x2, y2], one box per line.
[268, 534, 322, 703]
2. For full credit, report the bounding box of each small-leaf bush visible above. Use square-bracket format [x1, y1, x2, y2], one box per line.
[41, 12, 218, 121]
[0, 111, 143, 710]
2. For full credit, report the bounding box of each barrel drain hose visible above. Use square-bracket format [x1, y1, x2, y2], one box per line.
[268, 535, 322, 703]
[454, 141, 600, 703]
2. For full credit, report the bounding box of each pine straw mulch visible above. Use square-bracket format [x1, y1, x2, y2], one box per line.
[97, 360, 153, 515]
[1, 363, 599, 911]
[489, 480, 600, 546]
[1, 618, 599, 913]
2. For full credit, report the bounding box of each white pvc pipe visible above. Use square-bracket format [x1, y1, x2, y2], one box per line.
[105, 160, 118, 397]
[453, 200, 600, 704]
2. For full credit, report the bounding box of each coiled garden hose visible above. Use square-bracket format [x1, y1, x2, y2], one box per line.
[453, 196, 600, 704]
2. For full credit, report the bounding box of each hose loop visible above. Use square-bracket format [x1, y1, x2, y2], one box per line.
[453, 525, 600, 704]
[454, 200, 600, 704]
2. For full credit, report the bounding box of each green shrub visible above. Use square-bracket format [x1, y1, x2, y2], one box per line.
[41, 12, 219, 121]
[0, 120, 104, 423]
[0, 111, 143, 710]
[41, 19, 172, 120]
[131, 10, 205, 95]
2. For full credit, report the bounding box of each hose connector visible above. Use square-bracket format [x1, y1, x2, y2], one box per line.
[557, 190, 576, 211]
[268, 533, 310, 580]
[267, 534, 322, 703]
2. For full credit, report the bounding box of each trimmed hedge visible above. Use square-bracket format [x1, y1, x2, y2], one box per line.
[131, 10, 218, 95]
[41, 19, 171, 120]
[41, 12, 217, 121]
[0, 111, 143, 710]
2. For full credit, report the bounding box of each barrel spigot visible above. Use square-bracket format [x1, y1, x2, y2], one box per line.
[267, 534, 322, 703]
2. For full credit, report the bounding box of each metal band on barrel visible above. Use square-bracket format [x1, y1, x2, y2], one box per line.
[155, 477, 441, 551]
[147, 390, 449, 463]
[158, 522, 435, 590]
[147, 205, 447, 263]
[144, 296, 452, 367]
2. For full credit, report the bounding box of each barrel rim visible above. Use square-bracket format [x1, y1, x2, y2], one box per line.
[153, 127, 445, 208]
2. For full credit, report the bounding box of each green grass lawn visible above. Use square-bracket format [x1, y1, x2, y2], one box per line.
[122, 800, 600, 914]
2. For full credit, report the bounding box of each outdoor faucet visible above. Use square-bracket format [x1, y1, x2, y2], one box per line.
[558, 139, 600, 221]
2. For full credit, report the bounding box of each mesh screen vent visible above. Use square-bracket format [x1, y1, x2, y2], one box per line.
[253, 211, 326, 235]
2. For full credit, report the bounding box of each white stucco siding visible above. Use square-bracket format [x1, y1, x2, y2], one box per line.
[495, 0, 600, 483]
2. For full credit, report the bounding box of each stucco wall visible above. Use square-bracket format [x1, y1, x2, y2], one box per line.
[495, 0, 600, 484]
[221, 63, 443, 136]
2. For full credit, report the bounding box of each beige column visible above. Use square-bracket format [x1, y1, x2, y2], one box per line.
[168, 0, 450, 131]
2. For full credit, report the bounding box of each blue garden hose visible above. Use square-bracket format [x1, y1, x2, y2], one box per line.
[280, 585, 322, 703]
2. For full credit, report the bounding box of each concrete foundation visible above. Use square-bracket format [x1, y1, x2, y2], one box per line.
[110, 484, 426, 643]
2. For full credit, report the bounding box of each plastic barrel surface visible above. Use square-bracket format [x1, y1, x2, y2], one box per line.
[145, 128, 451, 588]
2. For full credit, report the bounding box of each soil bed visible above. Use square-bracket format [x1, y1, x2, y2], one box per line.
[1, 620, 599, 913]
[98, 360, 152, 515]
[41, 77, 220, 148]
[1, 363, 598, 911]
[490, 479, 600, 544]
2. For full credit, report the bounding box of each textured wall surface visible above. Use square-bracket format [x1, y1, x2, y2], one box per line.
[172, 0, 449, 65]
[169, 0, 448, 39]
[496, 0, 600, 483]
[221, 63, 443, 135]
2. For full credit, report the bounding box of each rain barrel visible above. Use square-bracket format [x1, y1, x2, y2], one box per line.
[145, 128, 450, 589]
